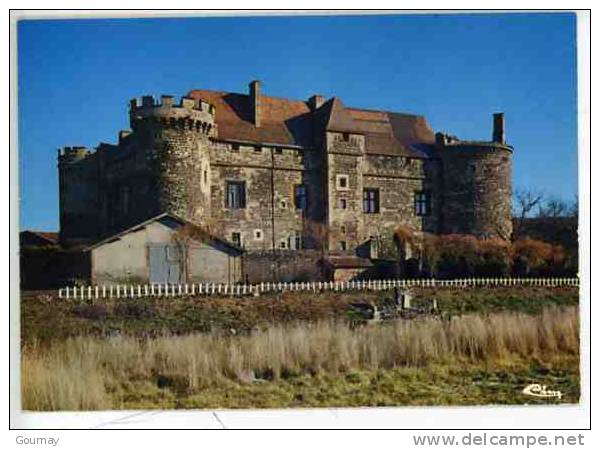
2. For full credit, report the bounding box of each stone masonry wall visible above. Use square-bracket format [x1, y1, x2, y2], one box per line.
[150, 125, 211, 223]
[57, 93, 512, 270]
[362, 155, 440, 257]
[209, 141, 317, 251]
[97, 133, 160, 237]
[58, 148, 100, 244]
[440, 144, 512, 239]
[242, 249, 323, 283]
[326, 132, 365, 252]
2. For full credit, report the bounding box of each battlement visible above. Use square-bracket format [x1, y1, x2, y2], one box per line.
[129, 94, 216, 136]
[58, 146, 93, 163]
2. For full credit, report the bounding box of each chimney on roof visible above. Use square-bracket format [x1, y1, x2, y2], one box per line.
[308, 94, 325, 111]
[249, 80, 261, 127]
[493, 112, 505, 144]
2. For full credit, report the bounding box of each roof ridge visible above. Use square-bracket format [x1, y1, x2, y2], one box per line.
[188, 86, 435, 156]
[85, 213, 243, 252]
[189, 89, 428, 119]
[346, 106, 426, 118]
[189, 88, 310, 105]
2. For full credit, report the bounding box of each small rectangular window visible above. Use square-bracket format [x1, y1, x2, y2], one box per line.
[231, 143, 240, 152]
[288, 232, 302, 250]
[340, 241, 347, 251]
[294, 185, 307, 210]
[254, 145, 262, 153]
[363, 188, 380, 214]
[414, 191, 431, 216]
[275, 148, 283, 154]
[336, 174, 349, 190]
[226, 181, 246, 209]
[231, 232, 241, 246]
[339, 198, 347, 210]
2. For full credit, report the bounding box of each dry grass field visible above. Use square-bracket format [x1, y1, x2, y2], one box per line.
[21, 304, 579, 410]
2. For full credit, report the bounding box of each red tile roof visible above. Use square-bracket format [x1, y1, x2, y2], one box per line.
[347, 109, 435, 156]
[188, 88, 435, 157]
[188, 90, 312, 147]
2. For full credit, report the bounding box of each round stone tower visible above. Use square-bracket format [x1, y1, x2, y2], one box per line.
[437, 113, 513, 240]
[129, 94, 216, 224]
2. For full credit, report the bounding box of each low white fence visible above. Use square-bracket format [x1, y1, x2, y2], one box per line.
[58, 277, 580, 300]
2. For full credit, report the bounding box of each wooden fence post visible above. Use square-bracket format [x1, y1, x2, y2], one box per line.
[59, 276, 578, 303]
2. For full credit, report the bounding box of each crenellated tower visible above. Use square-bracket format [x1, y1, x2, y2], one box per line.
[128, 94, 216, 225]
[58, 95, 217, 246]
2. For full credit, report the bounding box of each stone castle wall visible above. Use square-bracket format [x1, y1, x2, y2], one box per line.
[57, 93, 513, 258]
[208, 140, 319, 251]
[325, 131, 365, 252]
[58, 147, 100, 243]
[362, 155, 441, 256]
[129, 95, 215, 225]
[242, 249, 323, 283]
[439, 143, 512, 239]
[58, 96, 216, 244]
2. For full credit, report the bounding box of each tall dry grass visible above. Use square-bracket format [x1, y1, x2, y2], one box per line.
[21, 306, 579, 410]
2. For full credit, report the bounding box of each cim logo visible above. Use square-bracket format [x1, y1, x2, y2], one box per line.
[522, 383, 563, 400]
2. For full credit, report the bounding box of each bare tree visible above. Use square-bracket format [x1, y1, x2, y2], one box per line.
[568, 195, 579, 219]
[537, 196, 569, 218]
[536, 194, 579, 274]
[512, 188, 545, 240]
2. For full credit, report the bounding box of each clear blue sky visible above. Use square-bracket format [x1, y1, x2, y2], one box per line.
[18, 12, 578, 231]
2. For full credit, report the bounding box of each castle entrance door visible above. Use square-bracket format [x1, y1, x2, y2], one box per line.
[148, 244, 184, 284]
